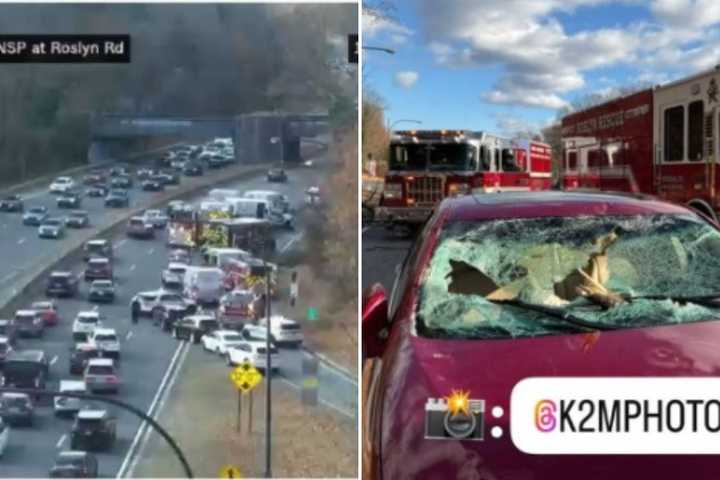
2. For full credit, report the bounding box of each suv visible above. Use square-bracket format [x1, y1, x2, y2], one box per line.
[126, 216, 155, 239]
[0, 194, 23, 212]
[31, 301, 58, 326]
[142, 209, 169, 228]
[110, 175, 132, 189]
[172, 315, 219, 343]
[49, 176, 75, 194]
[226, 340, 280, 371]
[70, 408, 117, 451]
[38, 218, 66, 239]
[130, 289, 196, 321]
[54, 380, 87, 416]
[84, 257, 113, 282]
[87, 328, 120, 359]
[57, 191, 82, 209]
[22, 206, 49, 226]
[46, 271, 78, 298]
[72, 311, 103, 342]
[83, 239, 113, 261]
[258, 315, 304, 347]
[1, 350, 49, 390]
[0, 392, 35, 426]
[65, 210, 89, 229]
[49, 450, 99, 478]
[161, 263, 187, 289]
[104, 188, 129, 208]
[88, 280, 115, 303]
[14, 309, 44, 338]
[69, 343, 101, 375]
[0, 320, 17, 345]
[84, 358, 120, 394]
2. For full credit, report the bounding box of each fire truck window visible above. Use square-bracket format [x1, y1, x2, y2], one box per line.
[568, 151, 577, 170]
[663, 105, 684, 162]
[479, 146, 492, 170]
[501, 149, 521, 172]
[688, 100, 704, 161]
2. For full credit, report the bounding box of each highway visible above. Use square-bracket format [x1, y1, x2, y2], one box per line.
[362, 224, 413, 293]
[0, 152, 357, 477]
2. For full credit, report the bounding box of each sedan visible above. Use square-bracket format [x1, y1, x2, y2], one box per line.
[49, 176, 75, 194]
[141, 177, 165, 192]
[88, 279, 116, 303]
[65, 210, 90, 229]
[0, 392, 34, 426]
[183, 162, 203, 177]
[49, 451, 99, 478]
[86, 184, 108, 197]
[31, 301, 59, 326]
[201, 329, 245, 355]
[0, 195, 23, 212]
[267, 168, 287, 183]
[104, 189, 129, 208]
[362, 191, 720, 480]
[110, 175, 133, 189]
[57, 191, 82, 209]
[22, 206, 48, 226]
[38, 218, 65, 239]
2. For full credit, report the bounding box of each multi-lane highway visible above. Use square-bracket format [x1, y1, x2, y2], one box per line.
[0, 149, 357, 477]
[362, 225, 413, 292]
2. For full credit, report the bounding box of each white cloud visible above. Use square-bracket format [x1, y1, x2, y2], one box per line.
[651, 0, 720, 29]
[362, 10, 412, 39]
[394, 71, 419, 89]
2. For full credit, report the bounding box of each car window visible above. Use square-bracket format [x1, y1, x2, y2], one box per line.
[88, 365, 114, 375]
[388, 215, 433, 320]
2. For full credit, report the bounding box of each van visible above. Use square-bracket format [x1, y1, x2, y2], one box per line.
[183, 267, 225, 305]
[242, 190, 286, 213]
[204, 247, 253, 269]
[198, 200, 232, 219]
[225, 197, 268, 219]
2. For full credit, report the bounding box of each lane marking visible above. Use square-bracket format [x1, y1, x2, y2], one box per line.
[278, 377, 354, 419]
[50, 355, 58, 365]
[126, 331, 133, 341]
[56, 434, 66, 449]
[280, 233, 302, 253]
[17, 238, 25, 245]
[114, 239, 127, 250]
[0, 271, 18, 284]
[129, 264, 136, 272]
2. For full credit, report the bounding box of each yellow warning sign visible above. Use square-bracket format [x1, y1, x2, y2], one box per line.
[229, 360, 263, 393]
[219, 464, 242, 478]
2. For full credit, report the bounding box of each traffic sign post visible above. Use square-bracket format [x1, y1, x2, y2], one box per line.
[301, 356, 319, 407]
[229, 361, 263, 433]
[307, 307, 318, 322]
[219, 464, 242, 478]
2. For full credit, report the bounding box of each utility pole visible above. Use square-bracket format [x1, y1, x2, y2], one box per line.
[264, 261, 272, 478]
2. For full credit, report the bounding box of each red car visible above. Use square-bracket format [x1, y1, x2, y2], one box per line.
[30, 301, 58, 326]
[363, 191, 720, 479]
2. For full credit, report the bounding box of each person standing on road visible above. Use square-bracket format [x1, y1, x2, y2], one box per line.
[289, 270, 299, 308]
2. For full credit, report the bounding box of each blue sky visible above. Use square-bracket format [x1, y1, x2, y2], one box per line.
[363, 0, 720, 136]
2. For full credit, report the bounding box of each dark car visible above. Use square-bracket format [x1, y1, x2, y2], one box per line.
[110, 175, 132, 189]
[141, 177, 165, 192]
[183, 162, 204, 177]
[88, 280, 115, 303]
[0, 194, 23, 212]
[108, 166, 128, 177]
[65, 210, 90, 229]
[85, 184, 108, 198]
[136, 167, 156, 179]
[172, 315, 219, 343]
[1, 350, 49, 390]
[57, 191, 82, 209]
[267, 168, 287, 183]
[70, 409, 117, 451]
[82, 173, 105, 186]
[49, 451, 99, 478]
[0, 320, 17, 346]
[159, 170, 180, 185]
[46, 271, 78, 298]
[208, 155, 226, 169]
[22, 206, 48, 226]
[104, 189, 129, 208]
[0, 336, 13, 364]
[84, 257, 113, 282]
[126, 217, 155, 239]
[0, 392, 35, 426]
[69, 343, 102, 375]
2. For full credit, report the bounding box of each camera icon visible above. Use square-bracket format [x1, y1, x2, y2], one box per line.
[425, 397, 485, 441]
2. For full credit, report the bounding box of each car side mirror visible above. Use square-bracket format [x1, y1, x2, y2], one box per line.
[362, 283, 389, 360]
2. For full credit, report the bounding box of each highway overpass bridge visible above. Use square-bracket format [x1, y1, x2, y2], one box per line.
[89, 112, 329, 164]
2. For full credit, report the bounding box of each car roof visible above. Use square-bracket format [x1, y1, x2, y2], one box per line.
[77, 311, 100, 318]
[16, 309, 38, 316]
[70, 210, 88, 215]
[216, 329, 241, 336]
[88, 239, 108, 245]
[76, 409, 107, 419]
[86, 358, 114, 367]
[89, 257, 109, 262]
[0, 336, 9, 343]
[59, 380, 87, 390]
[91, 279, 113, 285]
[167, 262, 187, 269]
[31, 301, 54, 307]
[187, 314, 216, 321]
[6, 350, 45, 361]
[74, 343, 97, 351]
[1, 392, 30, 399]
[57, 450, 89, 458]
[92, 328, 116, 335]
[51, 271, 72, 276]
[438, 191, 694, 223]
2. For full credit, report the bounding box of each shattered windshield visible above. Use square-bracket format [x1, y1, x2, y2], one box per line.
[418, 214, 720, 339]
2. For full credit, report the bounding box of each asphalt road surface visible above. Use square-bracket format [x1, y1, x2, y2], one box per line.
[0, 155, 355, 478]
[361, 224, 415, 294]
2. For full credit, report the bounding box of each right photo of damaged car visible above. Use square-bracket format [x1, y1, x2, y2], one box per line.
[0, 2, 358, 479]
[362, 1, 720, 479]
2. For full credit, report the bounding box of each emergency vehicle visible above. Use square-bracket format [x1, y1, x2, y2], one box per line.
[561, 65, 720, 220]
[377, 130, 552, 225]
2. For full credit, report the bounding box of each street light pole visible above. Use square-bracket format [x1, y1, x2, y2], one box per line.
[264, 261, 272, 478]
[362, 46, 396, 55]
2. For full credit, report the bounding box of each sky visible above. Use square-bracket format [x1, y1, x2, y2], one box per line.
[362, 0, 720, 137]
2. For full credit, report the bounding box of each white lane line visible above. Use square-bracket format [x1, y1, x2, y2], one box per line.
[124, 340, 191, 478]
[17, 238, 25, 245]
[125, 331, 133, 341]
[92, 305, 99, 311]
[0, 271, 18, 284]
[50, 355, 58, 365]
[147, 248, 155, 255]
[280, 233, 302, 253]
[114, 239, 127, 250]
[129, 264, 136, 271]
[279, 377, 354, 419]
[56, 434, 67, 449]
[116, 340, 188, 478]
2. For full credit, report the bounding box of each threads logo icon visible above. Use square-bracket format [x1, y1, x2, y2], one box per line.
[534, 399, 556, 432]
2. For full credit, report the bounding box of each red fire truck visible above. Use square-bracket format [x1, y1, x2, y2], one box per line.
[376, 130, 552, 225]
[561, 66, 720, 220]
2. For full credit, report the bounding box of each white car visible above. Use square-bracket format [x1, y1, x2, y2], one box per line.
[258, 315, 304, 346]
[142, 209, 169, 228]
[84, 358, 120, 394]
[201, 329, 245, 355]
[0, 417, 8, 457]
[226, 339, 280, 371]
[88, 328, 121, 359]
[49, 176, 75, 194]
[130, 289, 194, 317]
[72, 311, 103, 341]
[53, 380, 87, 416]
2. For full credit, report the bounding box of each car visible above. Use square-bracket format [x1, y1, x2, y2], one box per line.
[65, 210, 90, 228]
[108, 166, 128, 177]
[104, 188, 129, 208]
[170, 158, 188, 170]
[88, 280, 115, 303]
[70, 408, 117, 450]
[0, 392, 34, 426]
[126, 216, 155, 239]
[83, 358, 120, 394]
[68, 343, 101, 375]
[183, 266, 225, 306]
[0, 336, 13, 364]
[0, 194, 23, 212]
[258, 315, 303, 347]
[0, 418, 8, 458]
[49, 450, 99, 478]
[31, 301, 59, 326]
[14, 309, 44, 338]
[183, 162, 204, 177]
[83, 239, 113, 261]
[161, 262, 187, 289]
[49, 176, 75, 194]
[82, 173, 105, 185]
[57, 191, 82, 209]
[130, 289, 196, 321]
[141, 177, 164, 192]
[166, 200, 194, 218]
[136, 167, 157, 179]
[54, 380, 88, 416]
[305, 186, 321, 205]
[266, 167, 287, 182]
[38, 218, 65, 238]
[226, 339, 279, 371]
[142, 209, 169, 228]
[0, 320, 18, 346]
[84, 257, 113, 281]
[201, 329, 245, 355]
[172, 314, 219, 343]
[87, 328, 120, 360]
[110, 175, 132, 189]
[208, 155, 226, 169]
[218, 289, 255, 329]
[0, 350, 49, 389]
[22, 206, 48, 226]
[46, 271, 78, 298]
[72, 311, 103, 342]
[168, 248, 191, 265]
[85, 184, 108, 198]
[158, 170, 180, 185]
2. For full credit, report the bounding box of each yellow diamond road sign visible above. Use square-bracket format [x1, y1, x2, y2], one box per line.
[219, 464, 242, 478]
[229, 360, 263, 393]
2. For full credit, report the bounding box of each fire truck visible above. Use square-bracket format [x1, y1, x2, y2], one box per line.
[561, 65, 720, 220]
[376, 130, 552, 225]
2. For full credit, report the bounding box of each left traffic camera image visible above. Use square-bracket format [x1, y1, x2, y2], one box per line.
[0, 2, 358, 478]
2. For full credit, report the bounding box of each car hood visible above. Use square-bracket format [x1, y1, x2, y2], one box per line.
[379, 317, 720, 479]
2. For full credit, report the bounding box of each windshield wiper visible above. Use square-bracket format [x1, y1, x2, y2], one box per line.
[489, 298, 618, 332]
